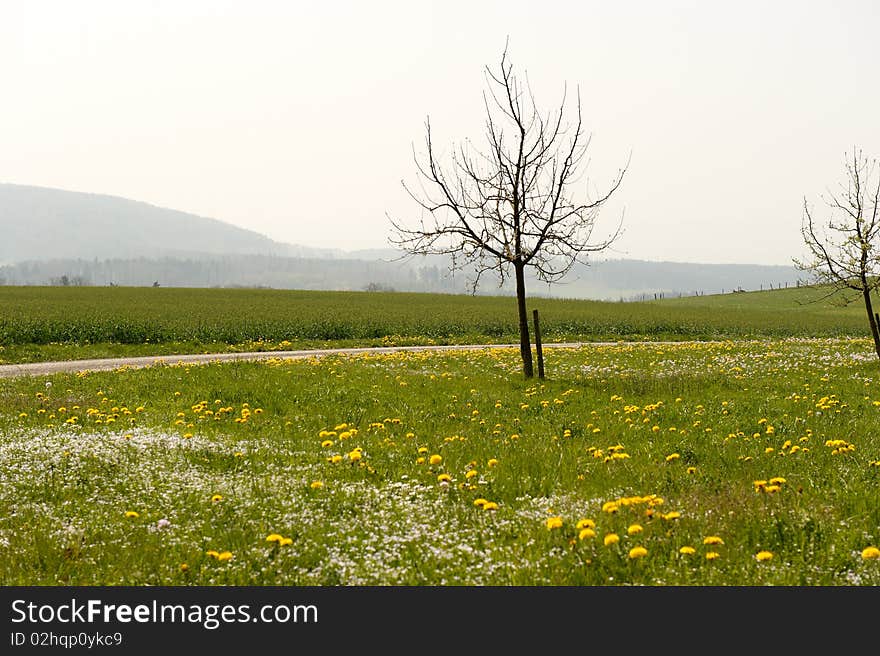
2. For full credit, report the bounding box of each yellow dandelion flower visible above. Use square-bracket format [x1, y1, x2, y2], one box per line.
[211, 494, 223, 503]
[429, 454, 443, 465]
[415, 456, 426, 464]
[755, 551, 774, 562]
[206, 550, 220, 558]
[546, 516, 564, 530]
[348, 450, 362, 462]
[705, 551, 721, 560]
[482, 501, 499, 511]
[628, 546, 648, 559]
[679, 546, 696, 555]
[862, 546, 880, 560]
[686, 466, 697, 474]
[217, 551, 233, 562]
[437, 473, 452, 483]
[330, 454, 343, 463]
[603, 533, 620, 546]
[578, 528, 597, 540]
[602, 501, 619, 514]
[266, 533, 283, 543]
[703, 536, 724, 545]
[310, 481, 324, 489]
[487, 458, 499, 467]
[575, 518, 596, 530]
[473, 498, 488, 508]
[665, 453, 680, 462]
[321, 440, 334, 448]
[465, 469, 478, 479]
[279, 537, 293, 547]
[662, 511, 681, 521]
[627, 524, 643, 535]
[179, 563, 189, 572]
[124, 511, 139, 518]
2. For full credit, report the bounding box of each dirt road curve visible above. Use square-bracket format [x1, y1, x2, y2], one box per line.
[0, 342, 591, 379]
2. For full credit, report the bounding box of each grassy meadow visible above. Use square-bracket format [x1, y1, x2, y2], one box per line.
[1, 336, 879, 585]
[1, 284, 879, 586]
[0, 284, 877, 364]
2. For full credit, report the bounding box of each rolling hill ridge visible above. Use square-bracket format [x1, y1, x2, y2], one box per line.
[0, 183, 804, 299]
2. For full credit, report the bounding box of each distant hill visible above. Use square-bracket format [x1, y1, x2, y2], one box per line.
[0, 183, 805, 299]
[555, 258, 803, 300]
[0, 183, 338, 263]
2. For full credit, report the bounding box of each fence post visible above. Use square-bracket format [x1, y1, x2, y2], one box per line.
[533, 309, 545, 380]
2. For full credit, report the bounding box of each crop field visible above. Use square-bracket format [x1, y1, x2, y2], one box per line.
[2, 338, 879, 585]
[0, 284, 878, 364]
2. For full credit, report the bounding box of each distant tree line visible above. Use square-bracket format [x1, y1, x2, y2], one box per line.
[0, 253, 804, 301]
[0, 255, 466, 294]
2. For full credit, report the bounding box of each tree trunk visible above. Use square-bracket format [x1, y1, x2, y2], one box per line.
[514, 262, 534, 378]
[863, 288, 880, 361]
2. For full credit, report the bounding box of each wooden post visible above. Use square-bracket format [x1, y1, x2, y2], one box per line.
[533, 309, 545, 379]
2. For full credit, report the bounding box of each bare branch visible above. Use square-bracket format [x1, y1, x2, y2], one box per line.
[794, 148, 880, 358]
[389, 39, 628, 376]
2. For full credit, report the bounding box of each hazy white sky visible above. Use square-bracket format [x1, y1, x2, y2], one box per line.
[2, 0, 879, 265]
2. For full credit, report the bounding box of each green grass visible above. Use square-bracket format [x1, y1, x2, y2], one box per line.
[2, 284, 879, 585]
[1, 338, 879, 585]
[0, 284, 877, 364]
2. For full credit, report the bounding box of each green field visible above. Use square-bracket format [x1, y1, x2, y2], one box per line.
[1, 285, 879, 586]
[1, 338, 879, 585]
[0, 284, 876, 364]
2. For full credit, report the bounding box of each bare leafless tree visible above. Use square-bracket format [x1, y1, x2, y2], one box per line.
[388, 42, 628, 377]
[794, 148, 880, 360]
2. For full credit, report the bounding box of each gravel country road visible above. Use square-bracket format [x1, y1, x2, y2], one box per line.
[0, 342, 594, 379]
